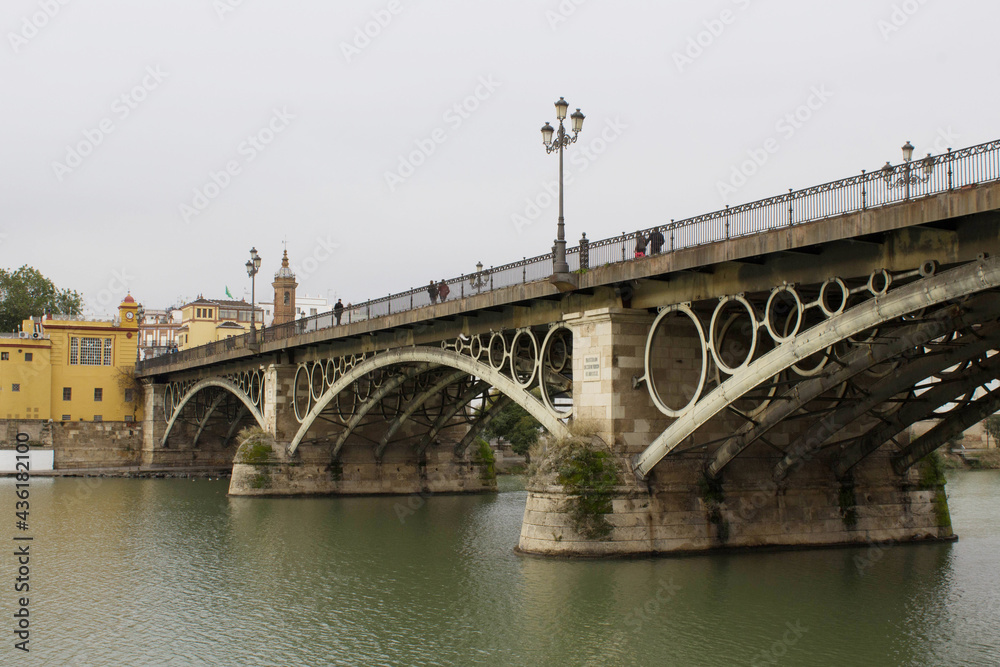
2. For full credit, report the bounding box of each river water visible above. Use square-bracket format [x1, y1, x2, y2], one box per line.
[4, 470, 999, 666]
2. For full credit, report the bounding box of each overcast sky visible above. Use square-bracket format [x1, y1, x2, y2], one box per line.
[2, 0, 997, 318]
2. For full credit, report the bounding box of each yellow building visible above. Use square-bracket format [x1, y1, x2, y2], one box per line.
[176, 297, 262, 350]
[0, 296, 141, 422]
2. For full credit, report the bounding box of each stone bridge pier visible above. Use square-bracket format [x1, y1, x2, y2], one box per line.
[227, 360, 498, 497]
[519, 256, 1000, 556]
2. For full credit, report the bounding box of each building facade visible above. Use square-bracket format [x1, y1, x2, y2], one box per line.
[0, 296, 141, 422]
[176, 297, 263, 350]
[138, 307, 182, 359]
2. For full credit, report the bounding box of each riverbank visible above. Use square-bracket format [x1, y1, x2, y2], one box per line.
[0, 465, 230, 479]
[942, 449, 1000, 470]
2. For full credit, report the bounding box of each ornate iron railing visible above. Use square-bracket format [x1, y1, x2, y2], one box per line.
[136, 138, 1000, 373]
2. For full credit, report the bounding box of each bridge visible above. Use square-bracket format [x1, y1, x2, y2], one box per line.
[136, 139, 1000, 556]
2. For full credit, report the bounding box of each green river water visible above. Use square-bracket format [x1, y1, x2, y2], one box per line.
[2, 470, 999, 666]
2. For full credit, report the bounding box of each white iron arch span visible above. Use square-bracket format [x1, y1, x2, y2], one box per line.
[287, 347, 571, 457]
[633, 255, 1000, 479]
[161, 377, 265, 448]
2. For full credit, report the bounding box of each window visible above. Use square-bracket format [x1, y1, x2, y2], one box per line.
[196, 308, 202, 318]
[61, 414, 71, 421]
[124, 389, 134, 403]
[284, 291, 290, 305]
[70, 337, 111, 365]
[0, 352, 7, 360]
[93, 415, 103, 422]
[310, 308, 318, 316]
[11, 384, 20, 392]
[94, 388, 103, 402]
[124, 415, 134, 423]
[24, 353, 32, 361]
[63, 387, 72, 401]
[207, 309, 213, 318]
[80, 338, 102, 365]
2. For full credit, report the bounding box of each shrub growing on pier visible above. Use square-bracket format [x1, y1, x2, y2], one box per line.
[528, 436, 622, 540]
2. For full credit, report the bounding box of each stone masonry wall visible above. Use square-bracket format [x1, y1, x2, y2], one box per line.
[1, 419, 142, 469]
[518, 442, 952, 557]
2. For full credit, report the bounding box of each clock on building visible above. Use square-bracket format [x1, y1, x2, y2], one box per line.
[125, 311, 135, 321]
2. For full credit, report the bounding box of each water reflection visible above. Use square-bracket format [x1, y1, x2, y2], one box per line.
[7, 470, 999, 666]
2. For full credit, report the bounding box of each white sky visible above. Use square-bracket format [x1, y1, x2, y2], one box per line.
[2, 0, 997, 318]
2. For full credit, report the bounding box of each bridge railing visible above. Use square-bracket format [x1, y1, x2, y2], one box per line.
[136, 138, 1000, 373]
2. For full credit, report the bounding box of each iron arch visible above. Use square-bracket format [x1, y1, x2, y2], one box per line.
[161, 378, 265, 448]
[634, 256, 1000, 479]
[287, 347, 571, 457]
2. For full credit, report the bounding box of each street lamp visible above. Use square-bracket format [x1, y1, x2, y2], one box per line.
[245, 247, 261, 342]
[541, 96, 585, 290]
[882, 141, 935, 200]
[469, 261, 488, 293]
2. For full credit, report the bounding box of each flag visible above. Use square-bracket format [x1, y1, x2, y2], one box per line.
[225, 286, 233, 299]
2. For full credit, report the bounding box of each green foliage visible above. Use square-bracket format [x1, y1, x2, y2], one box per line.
[0, 265, 83, 332]
[235, 426, 273, 465]
[483, 402, 541, 457]
[917, 451, 947, 490]
[472, 437, 496, 481]
[838, 482, 859, 529]
[933, 489, 952, 528]
[976, 450, 1000, 469]
[249, 472, 272, 489]
[984, 415, 1000, 446]
[554, 441, 621, 540]
[698, 476, 729, 542]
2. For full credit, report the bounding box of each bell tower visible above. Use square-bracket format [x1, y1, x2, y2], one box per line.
[118, 294, 139, 329]
[271, 249, 298, 326]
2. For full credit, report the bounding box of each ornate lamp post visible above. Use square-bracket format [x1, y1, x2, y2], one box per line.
[469, 261, 488, 293]
[245, 247, 261, 344]
[541, 97, 585, 291]
[882, 141, 934, 200]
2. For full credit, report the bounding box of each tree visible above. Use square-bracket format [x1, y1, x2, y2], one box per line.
[0, 265, 83, 332]
[483, 401, 542, 458]
[985, 415, 1000, 449]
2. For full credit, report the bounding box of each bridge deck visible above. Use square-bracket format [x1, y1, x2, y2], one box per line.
[137, 156, 1000, 378]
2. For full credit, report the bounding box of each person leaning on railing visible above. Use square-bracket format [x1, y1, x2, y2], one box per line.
[634, 231, 647, 258]
[648, 228, 664, 255]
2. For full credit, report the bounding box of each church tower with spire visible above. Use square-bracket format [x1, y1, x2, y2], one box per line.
[271, 249, 298, 326]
